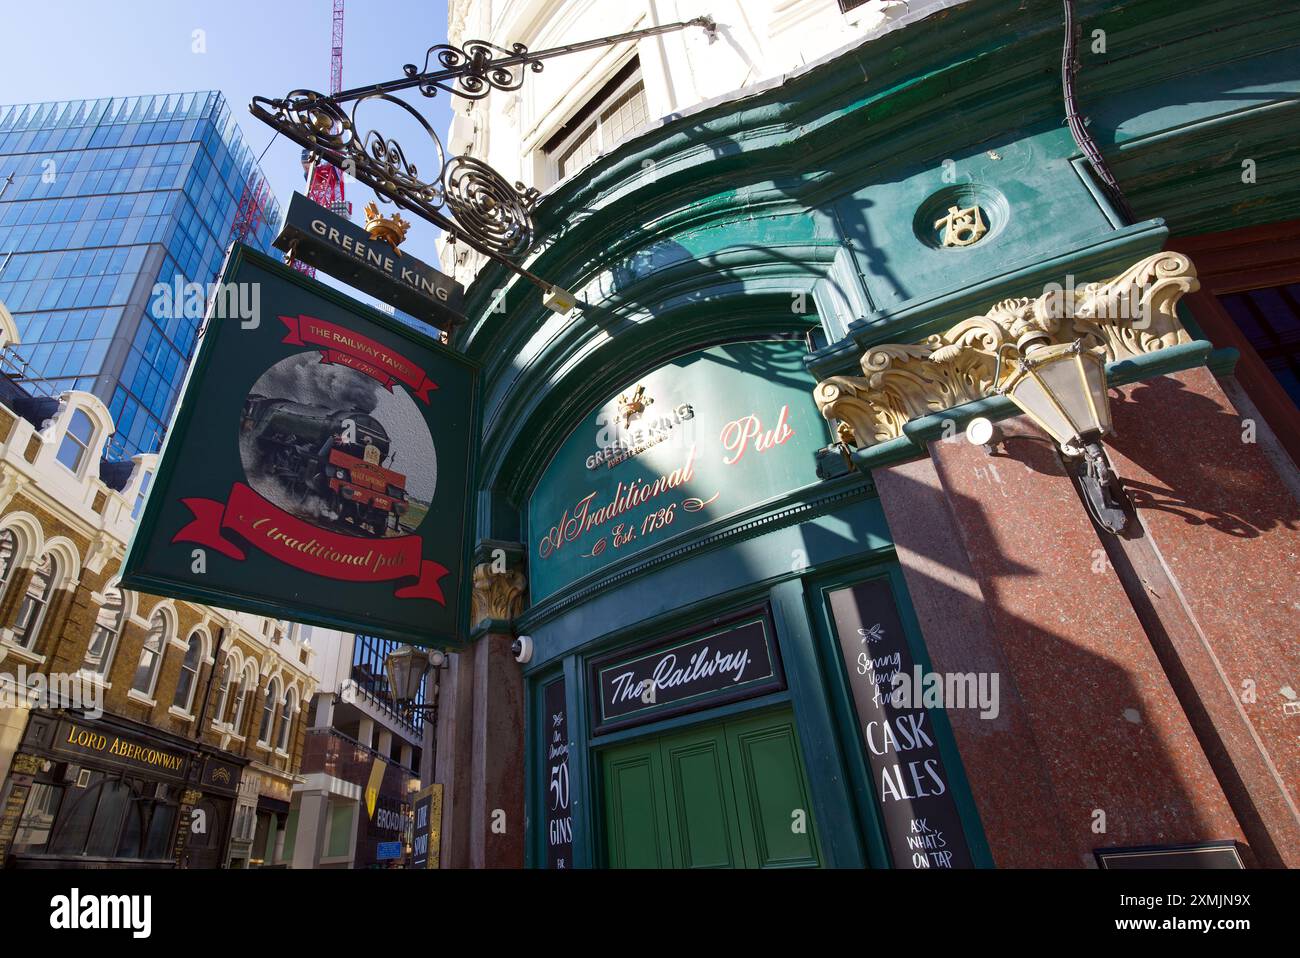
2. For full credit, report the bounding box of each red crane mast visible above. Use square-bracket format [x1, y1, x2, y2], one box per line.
[296, 0, 350, 275]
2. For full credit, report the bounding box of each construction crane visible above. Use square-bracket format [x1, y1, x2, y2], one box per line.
[229, 175, 271, 247]
[295, 0, 351, 276]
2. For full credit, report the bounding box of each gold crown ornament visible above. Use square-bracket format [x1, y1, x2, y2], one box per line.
[363, 202, 411, 255]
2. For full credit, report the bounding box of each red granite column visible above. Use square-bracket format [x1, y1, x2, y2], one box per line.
[470, 631, 524, 868]
[1103, 366, 1300, 866]
[432, 647, 473, 868]
[433, 560, 526, 869]
[872, 456, 1075, 867]
[874, 412, 1248, 866]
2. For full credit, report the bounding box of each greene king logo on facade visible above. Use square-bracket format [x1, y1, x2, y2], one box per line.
[587, 382, 696, 471]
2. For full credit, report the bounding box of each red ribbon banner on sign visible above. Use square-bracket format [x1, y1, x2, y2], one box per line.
[280, 314, 439, 402]
[172, 483, 449, 604]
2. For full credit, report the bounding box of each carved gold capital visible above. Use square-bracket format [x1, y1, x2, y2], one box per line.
[471, 563, 526, 625]
[10, 753, 41, 775]
[815, 251, 1199, 447]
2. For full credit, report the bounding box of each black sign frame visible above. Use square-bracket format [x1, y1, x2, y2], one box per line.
[588, 605, 786, 736]
[273, 192, 466, 330]
[410, 783, 442, 869]
[1095, 841, 1246, 870]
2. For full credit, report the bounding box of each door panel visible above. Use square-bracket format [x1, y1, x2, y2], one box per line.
[602, 747, 671, 868]
[662, 730, 743, 868]
[600, 708, 821, 868]
[726, 715, 820, 868]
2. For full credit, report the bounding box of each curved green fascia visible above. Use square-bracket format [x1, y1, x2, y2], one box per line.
[517, 472, 876, 632]
[452, 0, 1300, 526]
[806, 218, 1172, 379]
[483, 297, 820, 504]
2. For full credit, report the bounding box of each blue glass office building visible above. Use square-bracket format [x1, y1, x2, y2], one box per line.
[0, 91, 281, 455]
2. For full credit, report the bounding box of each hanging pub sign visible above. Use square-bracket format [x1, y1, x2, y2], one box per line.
[121, 244, 478, 649]
[589, 610, 785, 735]
[273, 193, 466, 331]
[528, 339, 827, 601]
[827, 577, 975, 869]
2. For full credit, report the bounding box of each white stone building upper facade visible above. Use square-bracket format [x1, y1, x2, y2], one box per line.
[438, 0, 911, 283]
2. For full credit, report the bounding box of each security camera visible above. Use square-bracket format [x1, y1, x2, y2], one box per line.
[511, 635, 534, 664]
[965, 416, 1002, 453]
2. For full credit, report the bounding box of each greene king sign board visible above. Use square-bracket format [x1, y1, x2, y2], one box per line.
[121, 245, 477, 648]
[527, 339, 828, 601]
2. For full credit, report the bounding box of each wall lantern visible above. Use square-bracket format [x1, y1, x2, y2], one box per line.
[995, 329, 1129, 533]
[384, 644, 447, 708]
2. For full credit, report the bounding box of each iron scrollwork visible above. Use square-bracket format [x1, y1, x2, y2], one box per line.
[250, 17, 719, 298]
[250, 88, 539, 260]
[404, 40, 545, 101]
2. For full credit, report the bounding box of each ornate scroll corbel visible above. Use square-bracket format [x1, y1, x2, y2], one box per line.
[814, 251, 1199, 448]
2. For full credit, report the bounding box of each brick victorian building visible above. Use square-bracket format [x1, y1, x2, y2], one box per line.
[0, 302, 317, 868]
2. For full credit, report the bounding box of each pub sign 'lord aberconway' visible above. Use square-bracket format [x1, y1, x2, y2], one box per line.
[121, 245, 478, 649]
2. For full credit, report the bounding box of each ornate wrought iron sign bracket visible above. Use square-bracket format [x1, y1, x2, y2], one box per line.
[250, 17, 717, 311]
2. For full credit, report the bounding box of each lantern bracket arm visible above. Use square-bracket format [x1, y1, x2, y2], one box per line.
[330, 17, 717, 104]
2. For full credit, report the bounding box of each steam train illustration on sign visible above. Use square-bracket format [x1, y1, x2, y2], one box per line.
[241, 395, 410, 536]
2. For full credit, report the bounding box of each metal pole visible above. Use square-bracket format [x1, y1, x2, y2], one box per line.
[331, 17, 716, 104]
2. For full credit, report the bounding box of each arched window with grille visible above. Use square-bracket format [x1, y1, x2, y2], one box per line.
[82, 585, 125, 677]
[258, 678, 279, 744]
[212, 658, 232, 727]
[172, 632, 204, 712]
[130, 610, 168, 697]
[0, 529, 21, 606]
[231, 664, 257, 732]
[276, 688, 295, 752]
[12, 552, 59, 650]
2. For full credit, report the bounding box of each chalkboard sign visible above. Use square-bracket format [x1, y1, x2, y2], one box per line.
[411, 783, 442, 869]
[590, 613, 785, 734]
[828, 578, 974, 869]
[543, 678, 573, 869]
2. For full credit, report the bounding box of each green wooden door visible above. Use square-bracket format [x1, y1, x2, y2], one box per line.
[600, 708, 820, 868]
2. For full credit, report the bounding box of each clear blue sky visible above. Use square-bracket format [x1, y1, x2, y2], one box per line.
[0, 0, 454, 271]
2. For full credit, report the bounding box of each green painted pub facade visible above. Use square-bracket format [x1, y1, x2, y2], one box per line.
[431, 0, 1300, 869]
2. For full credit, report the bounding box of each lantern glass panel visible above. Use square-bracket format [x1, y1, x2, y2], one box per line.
[1037, 356, 1096, 440]
[1007, 373, 1073, 446]
[1079, 350, 1113, 434]
[1005, 343, 1112, 447]
[385, 645, 427, 702]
